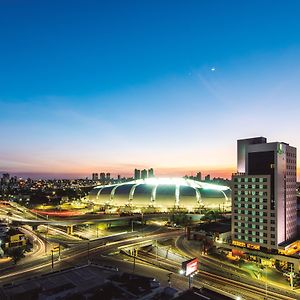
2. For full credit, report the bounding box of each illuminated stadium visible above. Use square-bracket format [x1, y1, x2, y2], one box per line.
[89, 178, 231, 212]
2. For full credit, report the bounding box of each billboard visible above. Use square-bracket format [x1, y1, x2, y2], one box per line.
[182, 257, 198, 276]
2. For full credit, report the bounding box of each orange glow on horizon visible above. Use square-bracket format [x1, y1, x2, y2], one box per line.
[4, 166, 300, 181]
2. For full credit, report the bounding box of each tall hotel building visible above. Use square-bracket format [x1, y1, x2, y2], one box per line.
[232, 137, 297, 250]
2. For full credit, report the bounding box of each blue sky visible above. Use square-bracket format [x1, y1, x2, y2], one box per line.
[1, 1, 300, 178]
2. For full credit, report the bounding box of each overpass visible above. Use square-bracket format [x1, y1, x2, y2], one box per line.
[10, 213, 170, 227]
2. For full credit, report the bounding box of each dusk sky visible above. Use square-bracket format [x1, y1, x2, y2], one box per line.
[1, 1, 300, 179]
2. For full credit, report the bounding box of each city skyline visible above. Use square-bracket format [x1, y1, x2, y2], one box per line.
[1, 1, 300, 179]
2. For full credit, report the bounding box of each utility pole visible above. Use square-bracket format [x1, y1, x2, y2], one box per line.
[290, 264, 294, 290]
[167, 273, 172, 287]
[141, 212, 144, 236]
[87, 241, 90, 265]
[265, 267, 268, 299]
[58, 243, 61, 261]
[45, 214, 49, 254]
[132, 248, 137, 273]
[51, 250, 54, 269]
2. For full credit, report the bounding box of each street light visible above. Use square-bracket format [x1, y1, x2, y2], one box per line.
[51, 250, 54, 269]
[87, 241, 90, 265]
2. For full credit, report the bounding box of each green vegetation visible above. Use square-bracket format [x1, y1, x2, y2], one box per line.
[7, 247, 24, 265]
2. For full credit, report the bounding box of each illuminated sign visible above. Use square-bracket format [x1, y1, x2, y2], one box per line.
[232, 240, 246, 247]
[246, 243, 260, 250]
[232, 240, 260, 250]
[182, 258, 198, 276]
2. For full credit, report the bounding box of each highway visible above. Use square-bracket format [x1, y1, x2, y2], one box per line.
[1, 203, 299, 299]
[1, 225, 297, 300]
[0, 228, 181, 284]
[134, 249, 294, 300]
[173, 234, 299, 300]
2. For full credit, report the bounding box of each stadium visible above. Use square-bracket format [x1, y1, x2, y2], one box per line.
[89, 178, 231, 212]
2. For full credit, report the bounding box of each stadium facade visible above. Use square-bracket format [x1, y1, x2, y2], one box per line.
[89, 178, 231, 212]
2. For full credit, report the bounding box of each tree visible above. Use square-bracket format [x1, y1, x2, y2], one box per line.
[8, 247, 24, 264]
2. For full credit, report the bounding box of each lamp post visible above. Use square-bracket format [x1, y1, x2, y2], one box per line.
[132, 248, 137, 274]
[141, 212, 144, 236]
[265, 267, 268, 299]
[58, 243, 61, 261]
[167, 273, 172, 287]
[290, 264, 294, 290]
[87, 241, 90, 265]
[45, 214, 49, 254]
[51, 250, 54, 269]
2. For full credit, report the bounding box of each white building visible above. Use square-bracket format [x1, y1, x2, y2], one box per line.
[232, 137, 297, 250]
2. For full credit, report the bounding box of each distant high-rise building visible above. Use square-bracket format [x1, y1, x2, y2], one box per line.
[134, 169, 141, 180]
[196, 172, 202, 181]
[232, 137, 297, 250]
[99, 173, 106, 183]
[204, 174, 210, 181]
[117, 174, 121, 180]
[106, 173, 111, 182]
[2, 173, 10, 185]
[148, 168, 154, 178]
[141, 169, 148, 179]
[92, 173, 98, 181]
